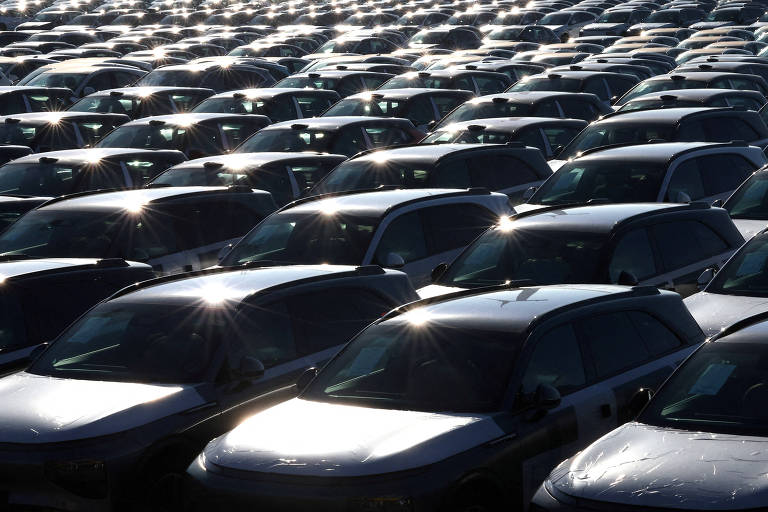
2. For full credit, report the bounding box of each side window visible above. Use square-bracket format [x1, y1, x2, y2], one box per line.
[249, 167, 293, 206]
[113, 71, 140, 88]
[363, 126, 411, 147]
[431, 159, 471, 188]
[583, 78, 608, 101]
[729, 77, 766, 94]
[666, 158, 705, 202]
[84, 72, 115, 92]
[432, 95, 465, 118]
[702, 117, 759, 142]
[542, 126, 582, 151]
[81, 165, 125, 190]
[422, 203, 497, 254]
[454, 76, 476, 92]
[374, 211, 428, 264]
[577, 312, 650, 378]
[522, 324, 586, 395]
[532, 100, 561, 117]
[516, 128, 547, 153]
[474, 76, 507, 95]
[627, 311, 683, 356]
[726, 95, 762, 110]
[361, 75, 389, 90]
[604, 76, 637, 100]
[467, 155, 540, 190]
[264, 96, 296, 123]
[235, 299, 296, 368]
[295, 95, 332, 118]
[406, 96, 436, 126]
[336, 78, 360, 97]
[698, 154, 757, 197]
[609, 228, 657, 282]
[650, 220, 728, 270]
[556, 98, 595, 121]
[195, 198, 268, 245]
[330, 127, 367, 155]
[289, 162, 335, 190]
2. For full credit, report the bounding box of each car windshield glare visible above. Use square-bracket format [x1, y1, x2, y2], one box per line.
[439, 226, 606, 287]
[221, 211, 377, 266]
[619, 80, 701, 104]
[437, 102, 531, 127]
[235, 129, 333, 153]
[557, 124, 674, 160]
[640, 342, 768, 436]
[508, 77, 582, 93]
[314, 160, 432, 194]
[708, 234, 768, 296]
[28, 303, 229, 383]
[530, 161, 666, 204]
[724, 173, 768, 220]
[303, 322, 518, 413]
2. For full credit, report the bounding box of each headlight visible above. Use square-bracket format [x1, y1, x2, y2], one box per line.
[350, 496, 414, 511]
[43, 459, 107, 499]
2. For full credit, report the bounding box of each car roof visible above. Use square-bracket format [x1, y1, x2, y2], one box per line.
[626, 88, 764, 101]
[513, 202, 688, 233]
[261, 116, 411, 130]
[437, 117, 587, 131]
[650, 71, 759, 80]
[382, 284, 647, 333]
[108, 264, 396, 306]
[569, 141, 729, 161]
[0, 86, 71, 95]
[87, 86, 215, 96]
[344, 88, 470, 100]
[9, 148, 184, 165]
[173, 152, 347, 169]
[469, 91, 602, 103]
[596, 106, 726, 124]
[0, 258, 148, 281]
[0, 112, 129, 124]
[122, 112, 263, 126]
[206, 88, 338, 99]
[352, 143, 502, 163]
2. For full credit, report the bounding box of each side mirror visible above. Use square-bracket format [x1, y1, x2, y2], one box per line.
[675, 190, 692, 203]
[426, 120, 437, 132]
[617, 270, 638, 286]
[522, 186, 537, 201]
[697, 267, 716, 289]
[217, 243, 233, 263]
[534, 383, 561, 410]
[628, 387, 653, 419]
[82, 86, 96, 96]
[129, 248, 150, 263]
[711, 199, 723, 208]
[239, 355, 265, 379]
[383, 252, 405, 269]
[550, 145, 564, 158]
[296, 367, 318, 392]
[431, 262, 448, 282]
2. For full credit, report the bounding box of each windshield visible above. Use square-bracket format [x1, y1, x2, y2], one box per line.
[438, 226, 606, 287]
[540, 13, 573, 24]
[324, 98, 407, 117]
[303, 322, 518, 412]
[707, 234, 768, 296]
[706, 10, 739, 21]
[221, 211, 377, 266]
[640, 342, 768, 436]
[28, 303, 228, 383]
[70, 96, 138, 116]
[410, 31, 446, 44]
[530, 161, 665, 205]
[618, 79, 702, 104]
[26, 72, 88, 90]
[436, 101, 531, 127]
[597, 11, 631, 23]
[618, 98, 699, 112]
[0, 162, 81, 196]
[151, 166, 249, 186]
[508, 77, 582, 93]
[724, 173, 768, 220]
[97, 124, 188, 150]
[557, 123, 674, 160]
[275, 76, 338, 90]
[137, 70, 202, 87]
[235, 129, 333, 153]
[314, 160, 432, 194]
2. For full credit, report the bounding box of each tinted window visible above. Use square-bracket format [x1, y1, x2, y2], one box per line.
[468, 155, 540, 189]
[668, 155, 755, 200]
[235, 299, 296, 368]
[628, 311, 682, 356]
[578, 312, 650, 377]
[422, 203, 497, 254]
[702, 117, 759, 142]
[650, 220, 728, 270]
[555, 97, 596, 121]
[532, 100, 561, 117]
[374, 211, 427, 264]
[609, 228, 657, 282]
[522, 323, 586, 395]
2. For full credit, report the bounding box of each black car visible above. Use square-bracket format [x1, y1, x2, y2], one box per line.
[507, 70, 640, 105]
[188, 282, 703, 510]
[379, 69, 512, 96]
[617, 72, 768, 105]
[191, 88, 340, 122]
[274, 71, 394, 98]
[617, 88, 767, 112]
[135, 63, 275, 93]
[68, 87, 216, 119]
[0, 86, 72, 115]
[0, 264, 417, 510]
[0, 112, 130, 152]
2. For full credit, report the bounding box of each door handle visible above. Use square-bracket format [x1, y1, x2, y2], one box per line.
[600, 404, 611, 418]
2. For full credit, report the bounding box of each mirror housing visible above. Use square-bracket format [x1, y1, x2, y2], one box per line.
[383, 252, 405, 269]
[617, 270, 638, 286]
[534, 383, 561, 410]
[238, 356, 265, 379]
[697, 267, 716, 289]
[425, 120, 437, 132]
[296, 367, 318, 392]
[522, 186, 537, 201]
[431, 262, 448, 282]
[550, 145, 564, 158]
[628, 387, 653, 419]
[711, 199, 723, 207]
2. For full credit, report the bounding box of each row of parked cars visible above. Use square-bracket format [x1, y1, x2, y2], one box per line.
[2, 0, 768, 509]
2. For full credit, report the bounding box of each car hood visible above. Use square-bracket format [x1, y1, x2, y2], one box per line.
[684, 291, 768, 337]
[0, 372, 204, 443]
[416, 283, 466, 299]
[551, 422, 768, 510]
[203, 398, 503, 477]
[732, 219, 768, 240]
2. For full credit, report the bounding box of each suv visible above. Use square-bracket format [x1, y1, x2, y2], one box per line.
[0, 86, 72, 115]
[95, 113, 271, 158]
[0, 112, 129, 153]
[274, 71, 394, 98]
[150, 152, 347, 206]
[233, 117, 424, 157]
[551, 108, 768, 168]
[188, 283, 703, 510]
[0, 264, 417, 510]
[69, 87, 216, 119]
[525, 142, 767, 207]
[617, 72, 768, 105]
[421, 202, 743, 298]
[18, 65, 147, 99]
[379, 70, 511, 96]
[191, 88, 340, 122]
[219, 188, 511, 287]
[311, 144, 551, 202]
[0, 258, 154, 371]
[507, 71, 640, 106]
[617, 89, 767, 113]
[0, 187, 277, 275]
[135, 62, 276, 93]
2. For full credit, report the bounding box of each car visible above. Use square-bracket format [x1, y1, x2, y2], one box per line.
[135, 62, 275, 93]
[232, 117, 424, 157]
[617, 72, 768, 105]
[190, 88, 340, 122]
[434, 91, 610, 129]
[0, 148, 186, 198]
[720, 165, 768, 238]
[274, 70, 394, 98]
[483, 24, 560, 45]
[407, 26, 483, 50]
[617, 88, 767, 112]
[322, 89, 473, 131]
[94, 113, 271, 158]
[549, 62, 654, 81]
[531, 312, 768, 511]
[379, 69, 512, 96]
[149, 152, 347, 206]
[0, 187, 278, 275]
[17, 65, 147, 99]
[0, 263, 417, 510]
[530, 142, 766, 208]
[0, 257, 155, 372]
[507, 71, 640, 106]
[421, 117, 587, 159]
[626, 7, 707, 34]
[539, 11, 599, 41]
[187, 282, 704, 510]
[219, 188, 511, 287]
[68, 86, 216, 119]
[0, 86, 72, 115]
[420, 202, 743, 298]
[579, 8, 652, 36]
[550, 108, 768, 169]
[311, 143, 551, 202]
[0, 112, 130, 153]
[691, 4, 765, 30]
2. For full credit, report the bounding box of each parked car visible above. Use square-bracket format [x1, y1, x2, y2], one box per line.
[135, 62, 275, 93]
[0, 187, 277, 275]
[188, 282, 703, 509]
[616, 72, 768, 105]
[17, 65, 146, 99]
[149, 152, 347, 206]
[0, 86, 72, 115]
[420, 202, 743, 298]
[0, 112, 130, 152]
[506, 70, 640, 106]
[617, 88, 767, 112]
[379, 69, 512, 96]
[274, 70, 394, 98]
[721, 165, 768, 239]
[0, 264, 417, 510]
[219, 188, 511, 287]
[68, 87, 216, 119]
[191, 88, 340, 122]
